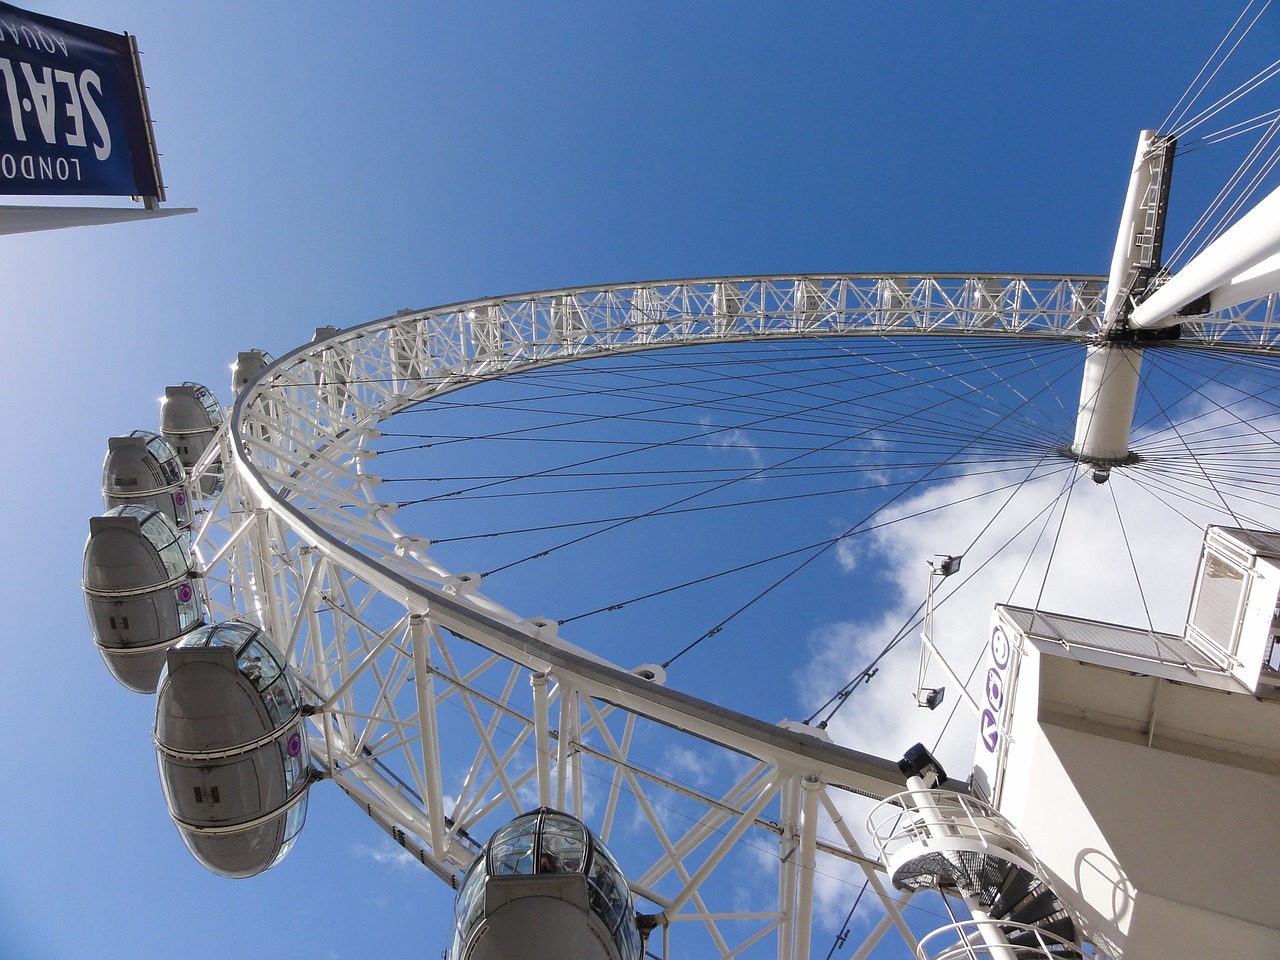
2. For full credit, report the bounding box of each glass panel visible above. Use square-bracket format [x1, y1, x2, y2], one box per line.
[615, 915, 642, 960]
[238, 640, 282, 690]
[261, 676, 296, 726]
[138, 511, 189, 579]
[174, 583, 201, 631]
[489, 818, 537, 876]
[188, 382, 224, 424]
[539, 825, 587, 874]
[588, 856, 626, 933]
[207, 621, 257, 650]
[454, 856, 487, 937]
[156, 539, 189, 579]
[282, 793, 308, 841]
[140, 432, 185, 485]
[280, 734, 307, 790]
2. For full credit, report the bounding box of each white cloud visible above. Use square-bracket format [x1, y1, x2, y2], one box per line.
[800, 450, 1280, 778]
[833, 533, 860, 573]
[354, 839, 420, 870]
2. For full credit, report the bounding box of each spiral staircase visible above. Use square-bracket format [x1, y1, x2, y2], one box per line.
[868, 748, 1083, 960]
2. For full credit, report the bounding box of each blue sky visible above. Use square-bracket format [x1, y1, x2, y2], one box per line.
[1, 2, 1274, 959]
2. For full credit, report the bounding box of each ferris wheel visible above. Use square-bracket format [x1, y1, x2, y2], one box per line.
[81, 15, 1280, 956]
[85, 257, 1280, 957]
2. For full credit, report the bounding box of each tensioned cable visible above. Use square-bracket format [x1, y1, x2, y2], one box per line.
[1021, 463, 1084, 643]
[1177, 107, 1280, 152]
[388, 337, 1043, 446]
[388, 339, 1073, 504]
[805, 393, 1085, 731]
[807, 474, 1077, 728]
[379, 335, 1087, 685]
[433, 461, 1054, 547]
[652, 346, 1084, 668]
[1128, 359, 1250, 526]
[821, 879, 871, 960]
[794, 376, 1085, 726]
[1165, 0, 1277, 140]
[559, 464, 1075, 630]
[1167, 55, 1280, 143]
[1112, 478, 1156, 633]
[1161, 2, 1259, 133]
[467, 342, 1079, 578]
[1166, 110, 1280, 267]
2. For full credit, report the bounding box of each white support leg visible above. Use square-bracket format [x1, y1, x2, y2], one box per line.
[531, 671, 553, 809]
[1070, 344, 1144, 471]
[791, 776, 823, 960]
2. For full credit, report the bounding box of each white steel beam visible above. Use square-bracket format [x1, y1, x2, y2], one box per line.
[1132, 181, 1280, 327]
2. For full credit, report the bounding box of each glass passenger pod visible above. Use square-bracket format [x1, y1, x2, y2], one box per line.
[102, 430, 194, 529]
[231, 349, 274, 396]
[232, 350, 277, 445]
[160, 382, 225, 496]
[82, 504, 203, 693]
[154, 621, 310, 879]
[450, 809, 642, 960]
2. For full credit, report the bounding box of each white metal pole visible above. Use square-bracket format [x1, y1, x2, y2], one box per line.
[791, 776, 823, 960]
[531, 671, 553, 808]
[252, 508, 289, 644]
[410, 613, 447, 854]
[776, 778, 799, 960]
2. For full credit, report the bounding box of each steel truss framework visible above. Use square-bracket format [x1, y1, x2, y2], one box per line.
[184, 274, 1279, 959]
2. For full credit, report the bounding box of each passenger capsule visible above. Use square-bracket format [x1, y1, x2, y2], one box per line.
[231, 349, 274, 396]
[160, 382, 224, 496]
[82, 505, 203, 693]
[451, 808, 644, 960]
[102, 430, 193, 529]
[155, 621, 310, 879]
[232, 350, 277, 444]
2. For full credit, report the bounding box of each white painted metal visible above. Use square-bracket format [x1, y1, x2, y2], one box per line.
[176, 273, 1280, 958]
[0, 203, 195, 234]
[1070, 344, 1144, 467]
[917, 922, 1082, 960]
[1132, 181, 1280, 327]
[1104, 130, 1165, 329]
[1075, 128, 1176, 471]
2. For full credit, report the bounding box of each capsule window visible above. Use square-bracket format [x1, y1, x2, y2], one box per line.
[142, 433, 185, 486]
[280, 735, 308, 792]
[282, 793, 307, 842]
[454, 855, 487, 947]
[138, 512, 190, 579]
[489, 818, 538, 876]
[538, 817, 587, 874]
[587, 855, 627, 934]
[237, 640, 282, 691]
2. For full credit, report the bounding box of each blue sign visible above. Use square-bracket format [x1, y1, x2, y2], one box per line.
[0, 3, 162, 197]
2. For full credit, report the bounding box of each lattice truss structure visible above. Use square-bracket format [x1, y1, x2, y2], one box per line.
[181, 275, 1279, 959]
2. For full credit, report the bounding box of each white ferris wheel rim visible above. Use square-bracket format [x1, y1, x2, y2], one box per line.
[189, 272, 1280, 957]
